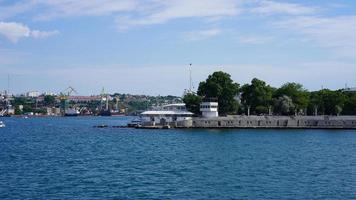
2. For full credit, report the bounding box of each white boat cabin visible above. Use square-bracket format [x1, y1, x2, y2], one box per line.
[140, 103, 193, 124]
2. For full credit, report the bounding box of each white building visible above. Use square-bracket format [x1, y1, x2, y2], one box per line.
[343, 87, 356, 92]
[200, 102, 219, 118]
[140, 103, 193, 125]
[26, 91, 40, 98]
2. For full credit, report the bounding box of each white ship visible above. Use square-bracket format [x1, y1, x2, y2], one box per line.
[64, 108, 80, 117]
[140, 103, 193, 125]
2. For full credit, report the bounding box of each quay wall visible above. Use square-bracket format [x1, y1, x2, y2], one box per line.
[141, 119, 193, 128]
[191, 115, 356, 129]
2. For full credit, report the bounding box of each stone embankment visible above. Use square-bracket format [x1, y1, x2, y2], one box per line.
[137, 116, 356, 129]
[191, 115, 356, 129]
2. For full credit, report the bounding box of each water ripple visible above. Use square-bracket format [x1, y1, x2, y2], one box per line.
[1, 117, 356, 199]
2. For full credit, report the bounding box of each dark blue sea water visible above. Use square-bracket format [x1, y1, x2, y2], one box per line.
[1, 117, 356, 199]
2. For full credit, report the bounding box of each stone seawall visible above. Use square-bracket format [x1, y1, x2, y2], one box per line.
[191, 115, 356, 129]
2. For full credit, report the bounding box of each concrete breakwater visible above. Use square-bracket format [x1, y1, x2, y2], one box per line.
[141, 115, 356, 129]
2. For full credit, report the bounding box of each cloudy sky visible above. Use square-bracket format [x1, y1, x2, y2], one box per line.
[1, 0, 356, 95]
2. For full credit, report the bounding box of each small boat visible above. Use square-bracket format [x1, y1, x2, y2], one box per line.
[127, 119, 141, 127]
[64, 108, 80, 117]
[0, 121, 5, 128]
[93, 124, 109, 128]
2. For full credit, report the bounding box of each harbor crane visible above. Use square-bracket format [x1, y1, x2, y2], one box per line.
[59, 86, 78, 115]
[60, 86, 78, 100]
[100, 87, 109, 110]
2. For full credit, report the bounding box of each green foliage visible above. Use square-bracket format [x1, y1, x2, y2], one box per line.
[197, 71, 239, 115]
[12, 97, 27, 106]
[22, 105, 34, 113]
[255, 105, 269, 114]
[274, 83, 309, 113]
[274, 95, 295, 115]
[128, 100, 150, 111]
[240, 78, 274, 115]
[12, 97, 35, 114]
[343, 93, 356, 115]
[44, 95, 56, 106]
[4, 74, 356, 116]
[15, 106, 22, 115]
[309, 89, 346, 115]
[183, 93, 202, 115]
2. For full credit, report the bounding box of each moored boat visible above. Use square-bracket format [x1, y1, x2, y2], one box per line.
[138, 103, 193, 127]
[127, 119, 142, 127]
[64, 108, 80, 117]
[0, 121, 5, 128]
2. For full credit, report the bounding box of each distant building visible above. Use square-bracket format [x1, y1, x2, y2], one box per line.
[43, 92, 56, 96]
[47, 107, 61, 116]
[26, 91, 40, 98]
[67, 96, 102, 102]
[343, 87, 356, 92]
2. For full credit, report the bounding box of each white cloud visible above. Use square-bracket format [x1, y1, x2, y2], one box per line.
[183, 29, 222, 41]
[0, 21, 59, 42]
[0, 1, 37, 20]
[116, 0, 240, 30]
[275, 16, 356, 56]
[30, 30, 59, 39]
[236, 35, 273, 44]
[0, 21, 29, 42]
[34, 0, 138, 20]
[250, 0, 317, 15]
[0, 0, 138, 20]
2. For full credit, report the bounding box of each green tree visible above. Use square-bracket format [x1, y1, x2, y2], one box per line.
[183, 93, 202, 115]
[15, 106, 22, 115]
[44, 95, 56, 106]
[274, 95, 295, 115]
[309, 89, 346, 115]
[197, 71, 239, 115]
[308, 91, 323, 115]
[343, 92, 356, 115]
[274, 82, 309, 114]
[240, 78, 274, 115]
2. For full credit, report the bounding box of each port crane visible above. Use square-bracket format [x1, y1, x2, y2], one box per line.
[60, 86, 78, 100]
[100, 87, 110, 110]
[59, 86, 78, 115]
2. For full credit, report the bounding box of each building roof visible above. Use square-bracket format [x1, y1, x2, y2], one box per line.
[141, 110, 193, 115]
[162, 103, 186, 107]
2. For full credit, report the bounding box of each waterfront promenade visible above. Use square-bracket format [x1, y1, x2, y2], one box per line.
[140, 115, 356, 129]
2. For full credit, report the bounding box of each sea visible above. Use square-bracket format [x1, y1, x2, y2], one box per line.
[1, 116, 356, 199]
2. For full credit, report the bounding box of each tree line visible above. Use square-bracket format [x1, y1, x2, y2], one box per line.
[183, 71, 356, 116]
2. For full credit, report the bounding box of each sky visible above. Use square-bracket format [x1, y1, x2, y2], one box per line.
[1, 0, 356, 96]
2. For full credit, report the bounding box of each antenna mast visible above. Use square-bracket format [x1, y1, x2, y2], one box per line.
[189, 63, 192, 92]
[7, 74, 10, 95]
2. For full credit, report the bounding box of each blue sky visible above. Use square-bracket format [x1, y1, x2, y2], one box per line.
[1, 0, 356, 95]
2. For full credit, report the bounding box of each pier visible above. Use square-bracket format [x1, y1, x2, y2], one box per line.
[135, 115, 356, 129]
